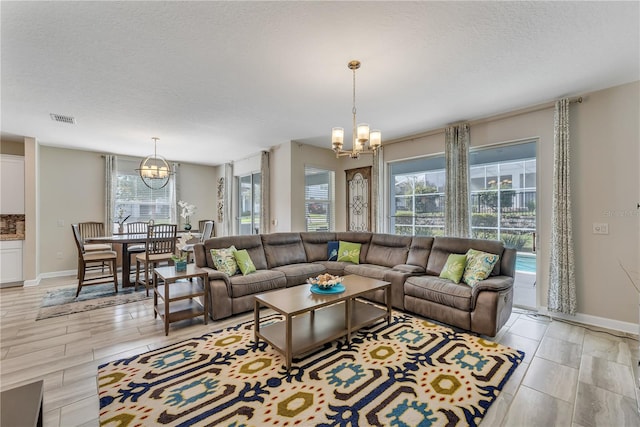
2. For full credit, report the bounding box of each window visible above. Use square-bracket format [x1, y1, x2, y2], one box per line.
[237, 173, 261, 235]
[305, 166, 334, 231]
[389, 155, 445, 236]
[113, 158, 176, 232]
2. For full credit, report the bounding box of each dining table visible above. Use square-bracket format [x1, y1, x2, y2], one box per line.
[85, 232, 200, 288]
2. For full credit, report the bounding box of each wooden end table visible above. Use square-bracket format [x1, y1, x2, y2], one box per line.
[254, 274, 391, 370]
[153, 264, 209, 335]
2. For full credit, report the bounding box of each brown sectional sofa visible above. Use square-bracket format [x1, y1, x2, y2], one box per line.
[193, 232, 516, 336]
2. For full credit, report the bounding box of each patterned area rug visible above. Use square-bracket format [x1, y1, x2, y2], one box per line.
[36, 283, 150, 320]
[98, 311, 525, 426]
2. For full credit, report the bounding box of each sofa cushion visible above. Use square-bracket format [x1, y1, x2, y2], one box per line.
[337, 241, 361, 264]
[229, 270, 286, 298]
[335, 232, 372, 264]
[210, 246, 239, 276]
[200, 235, 268, 271]
[344, 263, 390, 280]
[313, 260, 352, 276]
[404, 275, 473, 311]
[365, 234, 412, 267]
[327, 241, 339, 261]
[462, 249, 499, 286]
[300, 232, 337, 262]
[234, 249, 257, 276]
[426, 237, 504, 276]
[439, 254, 467, 284]
[406, 236, 434, 268]
[262, 233, 307, 268]
[272, 263, 327, 287]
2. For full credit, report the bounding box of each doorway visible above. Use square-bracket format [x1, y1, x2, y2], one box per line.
[470, 141, 537, 309]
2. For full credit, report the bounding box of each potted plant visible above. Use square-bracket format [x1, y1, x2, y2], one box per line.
[172, 233, 192, 271]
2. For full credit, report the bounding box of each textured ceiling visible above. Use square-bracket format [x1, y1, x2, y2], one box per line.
[2, 1, 638, 166]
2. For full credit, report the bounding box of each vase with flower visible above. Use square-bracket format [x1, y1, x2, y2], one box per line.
[178, 200, 196, 231]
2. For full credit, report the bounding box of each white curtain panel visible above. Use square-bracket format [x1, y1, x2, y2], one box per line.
[170, 162, 179, 225]
[444, 123, 471, 237]
[223, 162, 234, 236]
[260, 150, 270, 234]
[548, 98, 577, 315]
[104, 155, 116, 235]
[372, 146, 384, 233]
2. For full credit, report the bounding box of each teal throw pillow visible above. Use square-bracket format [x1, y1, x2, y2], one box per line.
[439, 254, 467, 284]
[233, 249, 256, 275]
[462, 249, 500, 287]
[337, 241, 361, 264]
[210, 246, 239, 276]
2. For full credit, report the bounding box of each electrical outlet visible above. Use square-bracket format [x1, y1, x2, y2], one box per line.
[57, 219, 65, 227]
[56, 251, 63, 259]
[592, 223, 609, 234]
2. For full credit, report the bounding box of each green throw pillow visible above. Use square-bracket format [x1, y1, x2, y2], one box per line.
[337, 241, 361, 264]
[462, 249, 500, 287]
[210, 246, 239, 276]
[439, 254, 467, 283]
[233, 249, 256, 275]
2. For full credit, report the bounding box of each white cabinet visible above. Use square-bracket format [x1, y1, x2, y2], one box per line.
[1, 155, 25, 214]
[0, 240, 23, 283]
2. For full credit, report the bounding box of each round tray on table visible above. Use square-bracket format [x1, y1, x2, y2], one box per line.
[310, 283, 345, 294]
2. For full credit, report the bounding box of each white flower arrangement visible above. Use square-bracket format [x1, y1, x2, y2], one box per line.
[178, 200, 197, 222]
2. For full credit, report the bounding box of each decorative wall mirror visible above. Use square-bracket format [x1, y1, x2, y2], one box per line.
[345, 166, 372, 231]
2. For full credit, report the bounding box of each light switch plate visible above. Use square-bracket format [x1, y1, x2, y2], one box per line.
[592, 223, 609, 234]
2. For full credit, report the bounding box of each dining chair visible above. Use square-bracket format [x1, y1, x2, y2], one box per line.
[71, 224, 118, 297]
[181, 220, 214, 262]
[78, 221, 111, 252]
[135, 224, 178, 296]
[121, 221, 149, 275]
[198, 219, 215, 236]
[77, 221, 111, 275]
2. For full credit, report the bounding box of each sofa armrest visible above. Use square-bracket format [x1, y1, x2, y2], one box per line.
[393, 264, 426, 274]
[200, 266, 232, 294]
[471, 275, 514, 296]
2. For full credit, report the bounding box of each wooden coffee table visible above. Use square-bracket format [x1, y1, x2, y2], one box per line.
[254, 274, 391, 370]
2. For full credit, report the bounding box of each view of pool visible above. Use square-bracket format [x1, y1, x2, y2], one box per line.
[515, 253, 537, 273]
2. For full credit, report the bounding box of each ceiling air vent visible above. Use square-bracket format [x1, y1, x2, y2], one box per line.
[50, 113, 76, 124]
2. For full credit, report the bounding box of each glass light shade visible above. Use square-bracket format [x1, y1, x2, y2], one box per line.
[332, 127, 344, 150]
[357, 123, 370, 142]
[369, 130, 382, 149]
[332, 127, 344, 144]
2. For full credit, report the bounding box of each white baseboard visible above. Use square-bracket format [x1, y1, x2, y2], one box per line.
[538, 306, 639, 336]
[23, 269, 76, 287]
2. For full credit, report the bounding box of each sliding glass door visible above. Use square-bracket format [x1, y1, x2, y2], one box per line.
[237, 173, 261, 235]
[470, 141, 537, 308]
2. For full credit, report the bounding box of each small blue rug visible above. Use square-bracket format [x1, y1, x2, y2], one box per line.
[36, 283, 150, 320]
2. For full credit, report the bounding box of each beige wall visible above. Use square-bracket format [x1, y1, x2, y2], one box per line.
[0, 140, 25, 156]
[37, 146, 219, 273]
[571, 82, 639, 324]
[178, 163, 218, 231]
[270, 142, 293, 232]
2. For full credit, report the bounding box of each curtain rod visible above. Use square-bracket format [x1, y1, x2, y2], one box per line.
[387, 96, 584, 145]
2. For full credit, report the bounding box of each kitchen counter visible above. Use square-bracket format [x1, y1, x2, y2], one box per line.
[0, 233, 25, 241]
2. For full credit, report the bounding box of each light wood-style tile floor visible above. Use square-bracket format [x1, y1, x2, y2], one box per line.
[1, 276, 639, 426]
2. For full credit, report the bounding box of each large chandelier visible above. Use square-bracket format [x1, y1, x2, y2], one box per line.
[331, 60, 381, 158]
[136, 137, 173, 189]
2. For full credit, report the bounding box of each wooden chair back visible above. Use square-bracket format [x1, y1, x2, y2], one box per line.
[71, 224, 86, 253]
[78, 221, 105, 241]
[126, 222, 149, 234]
[146, 224, 177, 255]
